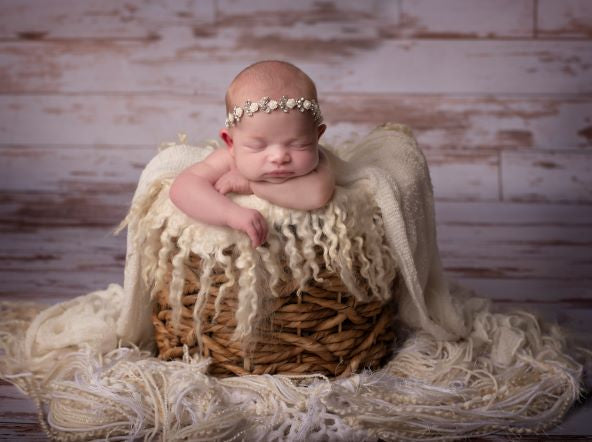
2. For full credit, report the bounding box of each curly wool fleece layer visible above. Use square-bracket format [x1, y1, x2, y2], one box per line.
[123, 177, 397, 343]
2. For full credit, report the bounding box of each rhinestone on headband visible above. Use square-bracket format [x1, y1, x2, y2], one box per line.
[225, 96, 323, 128]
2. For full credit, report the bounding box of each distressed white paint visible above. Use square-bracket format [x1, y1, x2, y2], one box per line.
[502, 150, 592, 203]
[0, 0, 217, 39]
[1, 39, 591, 94]
[1, 95, 590, 150]
[538, 0, 592, 38]
[399, 0, 535, 38]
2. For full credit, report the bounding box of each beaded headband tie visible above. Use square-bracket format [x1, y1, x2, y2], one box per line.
[225, 96, 323, 128]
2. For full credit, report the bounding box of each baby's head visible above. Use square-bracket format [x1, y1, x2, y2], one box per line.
[220, 60, 326, 183]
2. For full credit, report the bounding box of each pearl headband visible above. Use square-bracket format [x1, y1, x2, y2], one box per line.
[225, 96, 323, 128]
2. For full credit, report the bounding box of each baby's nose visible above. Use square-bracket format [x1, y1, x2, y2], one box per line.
[270, 146, 291, 163]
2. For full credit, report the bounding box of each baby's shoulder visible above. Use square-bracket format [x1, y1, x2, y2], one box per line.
[187, 147, 232, 175]
[204, 146, 232, 163]
[198, 146, 232, 167]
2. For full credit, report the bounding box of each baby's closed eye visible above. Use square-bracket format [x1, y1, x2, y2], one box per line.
[290, 141, 314, 149]
[245, 143, 266, 150]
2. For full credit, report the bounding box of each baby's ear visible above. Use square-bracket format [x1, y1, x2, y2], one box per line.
[317, 124, 327, 140]
[219, 128, 234, 150]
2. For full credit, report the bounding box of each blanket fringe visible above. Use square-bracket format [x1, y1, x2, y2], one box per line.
[1, 300, 588, 441]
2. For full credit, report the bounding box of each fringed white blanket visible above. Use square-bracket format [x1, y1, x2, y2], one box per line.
[0, 123, 589, 441]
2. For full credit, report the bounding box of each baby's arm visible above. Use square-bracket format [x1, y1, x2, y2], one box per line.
[250, 148, 335, 210]
[169, 149, 268, 247]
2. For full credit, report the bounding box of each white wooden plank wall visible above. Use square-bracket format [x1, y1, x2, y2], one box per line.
[0, 0, 591, 437]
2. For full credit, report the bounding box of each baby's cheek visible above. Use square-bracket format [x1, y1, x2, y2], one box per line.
[305, 150, 320, 170]
[234, 159, 257, 180]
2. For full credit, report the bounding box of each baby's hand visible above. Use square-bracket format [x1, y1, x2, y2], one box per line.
[214, 170, 252, 195]
[226, 206, 268, 248]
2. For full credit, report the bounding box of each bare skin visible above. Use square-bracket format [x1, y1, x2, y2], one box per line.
[169, 61, 335, 247]
[169, 111, 334, 247]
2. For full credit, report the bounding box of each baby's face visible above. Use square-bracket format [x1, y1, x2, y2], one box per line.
[225, 110, 324, 183]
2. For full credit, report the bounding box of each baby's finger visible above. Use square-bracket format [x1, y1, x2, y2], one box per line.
[245, 223, 260, 248]
[262, 223, 268, 244]
[259, 219, 268, 244]
[250, 220, 263, 247]
[216, 181, 229, 194]
[255, 217, 268, 246]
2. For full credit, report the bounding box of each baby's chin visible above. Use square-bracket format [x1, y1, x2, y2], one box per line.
[257, 171, 307, 184]
[260, 176, 293, 184]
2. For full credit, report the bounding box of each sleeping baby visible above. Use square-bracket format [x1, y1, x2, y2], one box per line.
[169, 60, 335, 247]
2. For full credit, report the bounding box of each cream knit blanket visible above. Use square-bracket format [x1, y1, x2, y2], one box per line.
[0, 123, 587, 441]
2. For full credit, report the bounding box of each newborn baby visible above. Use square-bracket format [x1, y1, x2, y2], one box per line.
[169, 60, 335, 247]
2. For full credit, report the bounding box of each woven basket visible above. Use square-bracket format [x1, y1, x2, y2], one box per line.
[152, 245, 398, 378]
